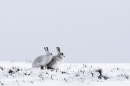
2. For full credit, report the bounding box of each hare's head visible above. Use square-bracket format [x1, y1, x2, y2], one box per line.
[56, 47, 65, 58]
[44, 47, 52, 56]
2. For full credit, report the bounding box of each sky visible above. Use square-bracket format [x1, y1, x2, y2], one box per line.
[0, 0, 130, 63]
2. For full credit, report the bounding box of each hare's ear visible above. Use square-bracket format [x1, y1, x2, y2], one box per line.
[46, 47, 49, 52]
[44, 47, 47, 52]
[56, 47, 60, 53]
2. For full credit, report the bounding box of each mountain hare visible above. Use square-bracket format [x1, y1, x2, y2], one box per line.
[47, 47, 65, 70]
[32, 47, 53, 69]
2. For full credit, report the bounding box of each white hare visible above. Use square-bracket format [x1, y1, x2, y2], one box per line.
[47, 47, 65, 70]
[32, 47, 53, 69]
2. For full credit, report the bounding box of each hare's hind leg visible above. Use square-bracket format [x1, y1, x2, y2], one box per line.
[51, 68, 55, 71]
[40, 65, 46, 70]
[47, 65, 52, 69]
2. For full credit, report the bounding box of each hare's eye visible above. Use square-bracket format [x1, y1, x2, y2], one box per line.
[61, 53, 63, 55]
[50, 53, 52, 55]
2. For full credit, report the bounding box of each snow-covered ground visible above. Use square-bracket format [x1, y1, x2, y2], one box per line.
[0, 61, 130, 86]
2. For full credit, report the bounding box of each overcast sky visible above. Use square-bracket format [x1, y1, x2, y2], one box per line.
[0, 0, 130, 63]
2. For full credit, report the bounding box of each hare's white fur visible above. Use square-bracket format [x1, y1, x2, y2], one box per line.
[47, 47, 65, 70]
[32, 47, 53, 68]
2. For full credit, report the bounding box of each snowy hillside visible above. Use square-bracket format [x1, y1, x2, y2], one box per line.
[0, 61, 130, 86]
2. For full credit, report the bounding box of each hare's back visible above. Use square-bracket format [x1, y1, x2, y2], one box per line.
[33, 55, 47, 65]
[32, 55, 47, 68]
[34, 55, 47, 63]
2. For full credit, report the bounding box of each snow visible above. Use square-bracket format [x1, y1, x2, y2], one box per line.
[0, 61, 130, 86]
